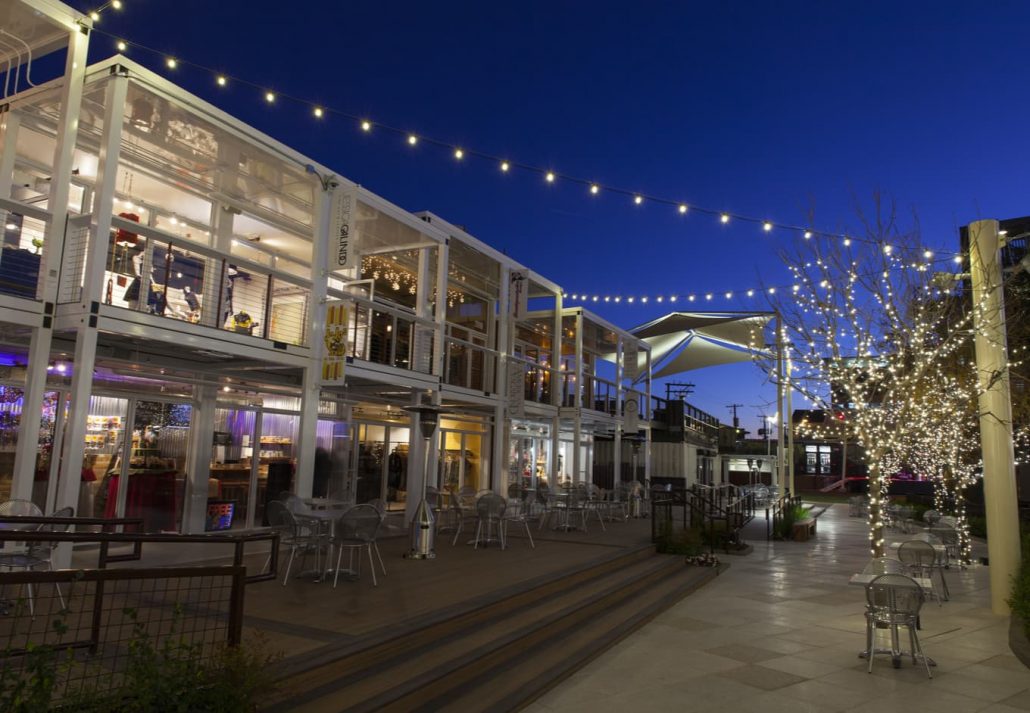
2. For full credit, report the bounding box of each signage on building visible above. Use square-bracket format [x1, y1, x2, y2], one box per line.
[330, 188, 357, 270]
[509, 270, 528, 320]
[322, 301, 349, 383]
[624, 394, 639, 434]
[507, 357, 525, 418]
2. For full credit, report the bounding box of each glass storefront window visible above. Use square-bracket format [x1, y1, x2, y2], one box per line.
[117, 400, 191, 532]
[439, 430, 483, 493]
[509, 422, 550, 492]
[356, 423, 386, 503]
[211, 408, 256, 530]
[0, 386, 59, 510]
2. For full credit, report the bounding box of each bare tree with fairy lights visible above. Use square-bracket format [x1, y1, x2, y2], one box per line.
[752, 196, 998, 558]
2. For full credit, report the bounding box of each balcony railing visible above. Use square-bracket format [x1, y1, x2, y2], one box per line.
[59, 214, 312, 347]
[509, 355, 556, 405]
[0, 198, 50, 301]
[328, 290, 436, 375]
[444, 335, 497, 391]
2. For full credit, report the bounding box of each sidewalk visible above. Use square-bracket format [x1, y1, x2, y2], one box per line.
[528, 503, 1030, 713]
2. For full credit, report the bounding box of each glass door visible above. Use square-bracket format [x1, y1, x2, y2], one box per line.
[211, 407, 257, 530]
[385, 425, 411, 510]
[355, 423, 386, 503]
[439, 430, 484, 493]
[121, 400, 191, 532]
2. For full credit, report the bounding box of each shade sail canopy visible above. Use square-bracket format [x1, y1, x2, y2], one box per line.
[630, 311, 774, 380]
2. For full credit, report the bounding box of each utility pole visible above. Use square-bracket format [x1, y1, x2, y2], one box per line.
[726, 403, 743, 430]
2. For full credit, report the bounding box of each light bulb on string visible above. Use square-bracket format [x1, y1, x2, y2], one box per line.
[454, 148, 464, 160]
[216, 75, 227, 87]
[763, 222, 773, 232]
[361, 120, 372, 131]
[500, 161, 510, 172]
[678, 204, 688, 214]
[408, 134, 418, 146]
[313, 107, 324, 118]
[720, 214, 730, 224]
[117, 40, 127, 51]
[634, 195, 643, 205]
[590, 184, 600, 195]
[265, 91, 276, 103]
[545, 171, 556, 183]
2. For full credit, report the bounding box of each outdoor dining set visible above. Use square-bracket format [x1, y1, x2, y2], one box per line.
[848, 504, 966, 679]
[267, 482, 644, 589]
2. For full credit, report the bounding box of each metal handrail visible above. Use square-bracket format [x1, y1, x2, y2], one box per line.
[0, 565, 248, 656]
[0, 196, 52, 222]
[0, 528, 280, 584]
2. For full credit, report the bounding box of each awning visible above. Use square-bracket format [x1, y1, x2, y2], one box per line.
[630, 311, 774, 380]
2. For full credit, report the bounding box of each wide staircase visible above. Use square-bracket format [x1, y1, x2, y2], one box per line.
[267, 546, 717, 712]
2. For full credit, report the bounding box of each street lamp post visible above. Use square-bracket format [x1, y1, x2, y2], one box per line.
[403, 404, 444, 560]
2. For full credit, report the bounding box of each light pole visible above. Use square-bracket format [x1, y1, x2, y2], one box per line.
[403, 404, 444, 560]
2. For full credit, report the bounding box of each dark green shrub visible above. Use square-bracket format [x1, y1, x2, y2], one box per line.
[1, 606, 281, 712]
[1009, 531, 1030, 639]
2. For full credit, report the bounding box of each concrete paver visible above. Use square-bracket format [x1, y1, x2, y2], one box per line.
[529, 503, 1030, 712]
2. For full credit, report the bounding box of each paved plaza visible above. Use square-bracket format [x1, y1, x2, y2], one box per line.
[529, 504, 1030, 713]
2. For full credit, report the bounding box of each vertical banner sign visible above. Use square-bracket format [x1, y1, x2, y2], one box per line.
[322, 301, 349, 383]
[331, 187, 357, 270]
[509, 270, 528, 320]
[623, 341, 640, 434]
[507, 356, 526, 419]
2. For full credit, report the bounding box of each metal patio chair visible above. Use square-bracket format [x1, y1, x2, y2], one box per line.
[473, 493, 507, 549]
[265, 500, 323, 585]
[864, 573, 933, 678]
[897, 540, 945, 604]
[501, 495, 535, 550]
[329, 504, 383, 587]
[0, 506, 74, 615]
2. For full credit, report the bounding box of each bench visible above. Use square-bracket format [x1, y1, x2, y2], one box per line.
[792, 518, 816, 542]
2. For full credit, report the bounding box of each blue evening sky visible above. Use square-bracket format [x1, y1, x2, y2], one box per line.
[69, 1, 1029, 434]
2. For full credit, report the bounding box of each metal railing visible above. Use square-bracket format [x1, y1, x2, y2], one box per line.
[0, 525, 280, 584]
[509, 355, 556, 405]
[767, 493, 804, 541]
[651, 485, 755, 552]
[336, 294, 435, 374]
[0, 199, 50, 301]
[443, 335, 497, 391]
[59, 214, 313, 347]
[0, 565, 246, 706]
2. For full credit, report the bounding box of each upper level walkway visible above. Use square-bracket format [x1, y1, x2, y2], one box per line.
[530, 502, 1030, 713]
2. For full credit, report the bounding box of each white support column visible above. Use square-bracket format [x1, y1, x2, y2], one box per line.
[182, 385, 217, 533]
[294, 181, 334, 498]
[0, 110, 21, 199]
[614, 337, 623, 490]
[433, 241, 448, 378]
[492, 267, 511, 494]
[550, 414, 560, 485]
[54, 72, 129, 519]
[12, 28, 90, 497]
[572, 414, 582, 487]
[775, 312, 785, 496]
[968, 218, 1022, 615]
[786, 356, 795, 496]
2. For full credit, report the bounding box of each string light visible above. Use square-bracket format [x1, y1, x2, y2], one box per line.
[216, 75, 227, 87]
[86, 25, 964, 260]
[116, 40, 127, 51]
[313, 106, 324, 118]
[265, 91, 276, 103]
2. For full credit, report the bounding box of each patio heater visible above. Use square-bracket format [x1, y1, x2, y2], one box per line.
[403, 404, 444, 560]
[629, 435, 644, 517]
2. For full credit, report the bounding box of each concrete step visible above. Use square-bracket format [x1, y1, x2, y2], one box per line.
[338, 554, 684, 713]
[436, 562, 720, 713]
[268, 545, 659, 710]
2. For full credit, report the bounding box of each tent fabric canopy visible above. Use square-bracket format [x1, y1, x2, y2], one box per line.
[630, 311, 774, 380]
